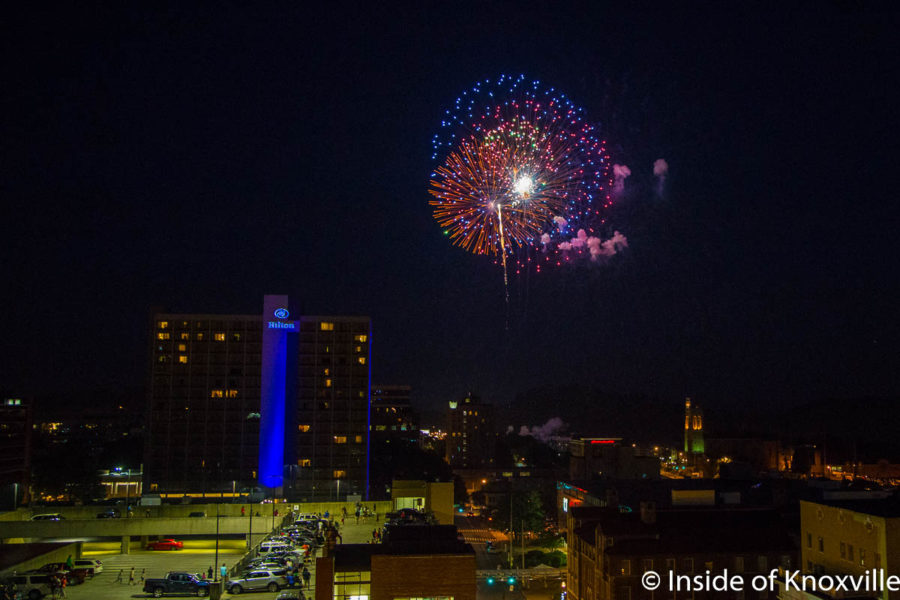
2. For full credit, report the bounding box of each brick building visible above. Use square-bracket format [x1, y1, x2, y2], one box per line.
[567, 503, 796, 600]
[315, 525, 475, 600]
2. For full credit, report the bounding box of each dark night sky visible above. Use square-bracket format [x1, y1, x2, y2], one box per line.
[3, 3, 898, 421]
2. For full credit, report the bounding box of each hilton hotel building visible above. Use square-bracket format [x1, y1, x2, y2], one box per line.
[145, 295, 371, 501]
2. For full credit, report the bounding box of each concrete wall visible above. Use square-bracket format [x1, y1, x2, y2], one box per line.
[0, 516, 280, 541]
[0, 542, 81, 577]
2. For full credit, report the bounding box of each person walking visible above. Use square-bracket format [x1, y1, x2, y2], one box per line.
[115, 569, 124, 584]
[140, 569, 145, 585]
[207, 566, 213, 581]
[129, 567, 135, 586]
[301, 566, 311, 590]
[59, 576, 67, 599]
[219, 564, 227, 582]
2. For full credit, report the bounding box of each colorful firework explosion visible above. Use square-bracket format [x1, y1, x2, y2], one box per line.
[429, 74, 613, 267]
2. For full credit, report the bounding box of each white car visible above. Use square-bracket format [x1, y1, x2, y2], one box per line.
[30, 513, 64, 521]
[72, 559, 103, 574]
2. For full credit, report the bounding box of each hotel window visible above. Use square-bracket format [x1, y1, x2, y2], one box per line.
[818, 537, 824, 552]
[298, 459, 311, 467]
[210, 390, 224, 398]
[333, 470, 346, 478]
[334, 436, 347, 444]
[232, 332, 241, 341]
[157, 355, 169, 363]
[620, 560, 631, 576]
[214, 332, 225, 341]
[178, 355, 188, 364]
[324, 368, 330, 376]
[298, 425, 311, 433]
[180, 332, 190, 340]
[225, 390, 238, 398]
[196, 332, 204, 341]
[157, 332, 170, 340]
[158, 321, 169, 329]
[325, 379, 332, 388]
[354, 435, 363, 443]
[357, 357, 366, 365]
[178, 344, 187, 352]
[356, 346, 362, 352]
[320, 322, 334, 331]
[354, 334, 367, 342]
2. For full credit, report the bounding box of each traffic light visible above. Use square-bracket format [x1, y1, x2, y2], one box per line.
[487, 577, 495, 586]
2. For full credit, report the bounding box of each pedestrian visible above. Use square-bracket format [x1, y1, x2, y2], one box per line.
[301, 567, 311, 589]
[129, 567, 135, 585]
[286, 572, 294, 588]
[65, 555, 74, 570]
[340, 515, 344, 526]
[220, 564, 227, 582]
[59, 576, 67, 599]
[140, 569, 145, 584]
[355, 509, 360, 524]
[207, 566, 213, 581]
[115, 569, 124, 584]
[145, 508, 151, 518]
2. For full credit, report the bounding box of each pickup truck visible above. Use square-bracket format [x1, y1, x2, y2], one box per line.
[143, 572, 210, 597]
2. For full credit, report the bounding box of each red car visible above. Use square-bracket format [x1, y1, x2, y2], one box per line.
[147, 539, 184, 551]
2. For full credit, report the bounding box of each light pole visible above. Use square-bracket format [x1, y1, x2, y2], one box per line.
[214, 493, 221, 580]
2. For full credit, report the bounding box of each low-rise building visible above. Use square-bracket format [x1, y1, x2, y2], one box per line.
[567, 503, 796, 600]
[315, 525, 475, 600]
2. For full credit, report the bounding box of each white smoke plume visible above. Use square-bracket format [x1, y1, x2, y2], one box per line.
[570, 229, 588, 248]
[612, 164, 631, 194]
[540, 233, 550, 245]
[586, 231, 628, 260]
[506, 425, 514, 434]
[653, 158, 668, 195]
[558, 241, 573, 251]
[520, 417, 567, 443]
[553, 216, 568, 232]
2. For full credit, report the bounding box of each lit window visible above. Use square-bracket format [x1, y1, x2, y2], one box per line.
[298, 459, 311, 467]
[298, 425, 311, 432]
[178, 344, 187, 352]
[157, 355, 168, 363]
[333, 470, 346, 478]
[355, 334, 367, 342]
[356, 346, 362, 352]
[157, 332, 170, 340]
[196, 333, 204, 341]
[325, 379, 332, 388]
[232, 332, 241, 341]
[210, 390, 224, 398]
[178, 355, 188, 364]
[320, 322, 334, 331]
[214, 333, 225, 341]
[358, 357, 366, 365]
[358, 391, 364, 398]
[355, 435, 363, 443]
[334, 436, 347, 444]
[158, 321, 169, 329]
[225, 390, 238, 398]
[324, 368, 330, 376]
[180, 333, 189, 340]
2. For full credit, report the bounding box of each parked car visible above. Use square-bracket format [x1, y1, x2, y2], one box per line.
[30, 514, 64, 521]
[143, 572, 209, 597]
[258, 541, 292, 554]
[29, 564, 87, 584]
[276, 591, 306, 600]
[96, 509, 120, 519]
[147, 538, 184, 551]
[71, 559, 103, 575]
[2, 573, 53, 600]
[226, 570, 287, 594]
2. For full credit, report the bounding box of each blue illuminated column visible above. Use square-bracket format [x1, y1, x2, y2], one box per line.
[258, 295, 297, 489]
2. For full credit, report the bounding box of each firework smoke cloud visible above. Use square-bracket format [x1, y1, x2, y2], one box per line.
[613, 164, 631, 194]
[653, 158, 669, 195]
